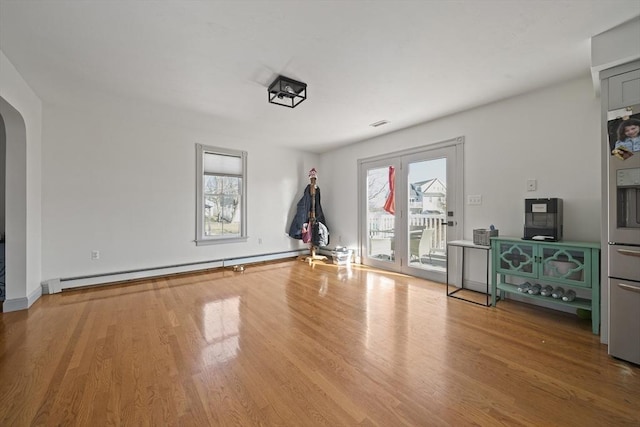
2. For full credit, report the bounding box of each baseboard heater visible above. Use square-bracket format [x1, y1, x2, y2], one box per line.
[42, 249, 307, 294]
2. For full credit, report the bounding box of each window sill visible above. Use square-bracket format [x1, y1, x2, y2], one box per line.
[196, 236, 249, 246]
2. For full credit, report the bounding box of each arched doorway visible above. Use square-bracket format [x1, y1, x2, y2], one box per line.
[0, 114, 5, 303]
[0, 96, 28, 311]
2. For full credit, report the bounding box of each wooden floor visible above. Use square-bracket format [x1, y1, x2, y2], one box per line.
[1, 259, 638, 426]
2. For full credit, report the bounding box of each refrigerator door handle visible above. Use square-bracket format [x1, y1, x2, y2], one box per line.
[617, 283, 640, 294]
[617, 249, 640, 258]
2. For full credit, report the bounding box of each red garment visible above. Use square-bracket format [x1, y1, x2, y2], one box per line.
[383, 166, 395, 215]
[301, 223, 312, 243]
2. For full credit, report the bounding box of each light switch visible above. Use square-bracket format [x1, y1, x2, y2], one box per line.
[527, 179, 537, 191]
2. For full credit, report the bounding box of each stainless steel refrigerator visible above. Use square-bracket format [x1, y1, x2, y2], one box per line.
[607, 105, 640, 365]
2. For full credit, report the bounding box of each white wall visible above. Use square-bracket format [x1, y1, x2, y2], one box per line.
[41, 101, 315, 281]
[0, 50, 43, 309]
[321, 75, 601, 275]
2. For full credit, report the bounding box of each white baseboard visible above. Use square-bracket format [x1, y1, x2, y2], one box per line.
[3, 297, 27, 312]
[3, 285, 42, 312]
[461, 279, 489, 293]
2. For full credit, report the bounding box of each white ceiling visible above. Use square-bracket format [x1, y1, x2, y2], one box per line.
[1, 1, 639, 153]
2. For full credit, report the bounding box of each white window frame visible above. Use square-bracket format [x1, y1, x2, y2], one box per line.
[196, 144, 248, 245]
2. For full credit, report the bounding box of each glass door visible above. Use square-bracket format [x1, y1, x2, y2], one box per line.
[359, 139, 463, 282]
[363, 158, 402, 272]
[405, 155, 448, 273]
[402, 146, 460, 282]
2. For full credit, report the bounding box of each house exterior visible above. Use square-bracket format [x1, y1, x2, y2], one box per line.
[412, 178, 446, 215]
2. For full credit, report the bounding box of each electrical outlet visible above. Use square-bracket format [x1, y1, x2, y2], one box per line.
[527, 179, 537, 191]
[258, 238, 263, 244]
[467, 195, 482, 205]
[91, 250, 100, 260]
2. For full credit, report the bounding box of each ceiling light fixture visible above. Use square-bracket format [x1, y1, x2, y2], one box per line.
[268, 75, 307, 108]
[370, 120, 389, 127]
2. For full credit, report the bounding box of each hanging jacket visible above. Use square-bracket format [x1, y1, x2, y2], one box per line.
[288, 184, 326, 239]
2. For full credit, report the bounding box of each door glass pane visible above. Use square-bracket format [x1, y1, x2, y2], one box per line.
[407, 158, 447, 271]
[367, 166, 395, 262]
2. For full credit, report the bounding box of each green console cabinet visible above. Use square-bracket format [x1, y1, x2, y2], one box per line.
[490, 237, 600, 334]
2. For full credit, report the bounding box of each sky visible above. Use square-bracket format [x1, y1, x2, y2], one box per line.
[408, 158, 446, 185]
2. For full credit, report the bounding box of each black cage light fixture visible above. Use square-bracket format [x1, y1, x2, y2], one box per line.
[268, 75, 307, 108]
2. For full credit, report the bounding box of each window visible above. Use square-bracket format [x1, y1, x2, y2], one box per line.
[196, 144, 247, 245]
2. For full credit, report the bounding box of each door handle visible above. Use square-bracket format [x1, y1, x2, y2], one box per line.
[617, 249, 640, 258]
[617, 283, 640, 294]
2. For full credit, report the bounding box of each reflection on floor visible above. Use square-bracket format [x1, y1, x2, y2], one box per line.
[370, 252, 447, 271]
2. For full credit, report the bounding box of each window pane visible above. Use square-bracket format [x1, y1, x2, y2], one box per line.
[203, 175, 242, 237]
[367, 166, 394, 261]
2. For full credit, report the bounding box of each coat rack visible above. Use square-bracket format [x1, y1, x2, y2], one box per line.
[287, 168, 329, 263]
[305, 168, 327, 263]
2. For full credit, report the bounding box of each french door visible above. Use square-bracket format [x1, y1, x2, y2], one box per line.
[358, 138, 463, 282]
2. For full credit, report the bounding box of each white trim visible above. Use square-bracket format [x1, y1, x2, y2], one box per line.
[357, 136, 464, 282]
[3, 285, 42, 312]
[3, 297, 28, 312]
[196, 143, 248, 244]
[195, 236, 249, 246]
[461, 278, 490, 293]
[358, 136, 463, 164]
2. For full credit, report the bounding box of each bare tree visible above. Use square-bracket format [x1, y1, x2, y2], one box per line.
[205, 176, 240, 225]
[367, 169, 388, 210]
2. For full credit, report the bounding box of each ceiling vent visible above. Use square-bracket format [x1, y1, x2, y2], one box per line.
[268, 75, 307, 108]
[370, 120, 389, 127]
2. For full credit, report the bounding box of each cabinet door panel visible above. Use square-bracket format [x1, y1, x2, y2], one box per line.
[608, 69, 640, 110]
[496, 241, 537, 278]
[539, 246, 590, 287]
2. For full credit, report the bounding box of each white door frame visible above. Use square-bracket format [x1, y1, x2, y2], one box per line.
[357, 136, 464, 282]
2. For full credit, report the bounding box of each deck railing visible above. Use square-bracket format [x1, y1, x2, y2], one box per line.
[368, 213, 447, 252]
